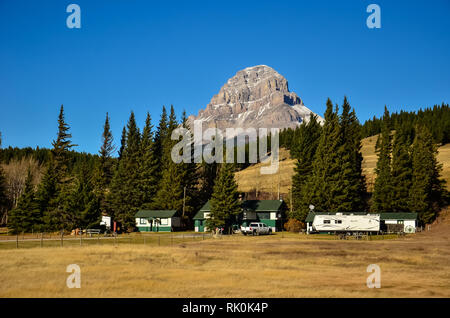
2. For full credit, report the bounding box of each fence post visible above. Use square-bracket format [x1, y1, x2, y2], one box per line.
[40, 233, 43, 248]
[16, 234, 19, 249]
[61, 231, 64, 247]
[80, 233, 82, 246]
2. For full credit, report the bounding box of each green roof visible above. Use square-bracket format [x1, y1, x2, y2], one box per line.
[135, 210, 178, 218]
[193, 200, 285, 220]
[193, 202, 211, 220]
[305, 211, 418, 223]
[380, 212, 418, 220]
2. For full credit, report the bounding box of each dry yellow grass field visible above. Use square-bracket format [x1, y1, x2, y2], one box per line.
[1, 214, 450, 298]
[235, 136, 450, 194]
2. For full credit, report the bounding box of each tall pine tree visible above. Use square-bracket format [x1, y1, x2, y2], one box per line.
[207, 164, 241, 232]
[291, 113, 321, 221]
[409, 125, 445, 224]
[305, 99, 341, 212]
[139, 112, 159, 208]
[372, 106, 393, 212]
[51, 105, 76, 181]
[108, 112, 142, 230]
[40, 106, 76, 231]
[390, 126, 412, 212]
[334, 97, 367, 211]
[154, 107, 186, 213]
[94, 112, 115, 215]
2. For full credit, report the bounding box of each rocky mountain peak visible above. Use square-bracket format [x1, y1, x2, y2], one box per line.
[188, 65, 323, 136]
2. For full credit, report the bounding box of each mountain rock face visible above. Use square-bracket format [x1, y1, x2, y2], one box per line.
[188, 65, 323, 137]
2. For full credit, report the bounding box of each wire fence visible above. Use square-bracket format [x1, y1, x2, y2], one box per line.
[0, 232, 214, 250]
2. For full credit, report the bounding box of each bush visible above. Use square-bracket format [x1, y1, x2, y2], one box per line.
[284, 219, 304, 232]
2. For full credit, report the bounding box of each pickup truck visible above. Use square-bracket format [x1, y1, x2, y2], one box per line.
[241, 222, 272, 236]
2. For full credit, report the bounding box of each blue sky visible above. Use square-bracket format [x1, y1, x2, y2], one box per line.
[0, 0, 449, 154]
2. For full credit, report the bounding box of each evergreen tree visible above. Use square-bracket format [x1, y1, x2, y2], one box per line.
[8, 169, 41, 233]
[94, 113, 115, 215]
[118, 126, 127, 161]
[51, 105, 76, 181]
[198, 161, 218, 207]
[179, 110, 199, 223]
[306, 99, 341, 212]
[36, 162, 58, 225]
[206, 164, 241, 232]
[334, 97, 367, 211]
[372, 106, 394, 212]
[38, 106, 76, 231]
[108, 112, 141, 230]
[139, 112, 159, 208]
[154, 105, 168, 170]
[291, 113, 321, 221]
[153, 108, 186, 213]
[390, 126, 412, 212]
[64, 163, 100, 229]
[154, 160, 185, 211]
[409, 125, 445, 224]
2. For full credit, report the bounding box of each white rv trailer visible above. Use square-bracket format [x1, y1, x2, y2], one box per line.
[311, 213, 380, 233]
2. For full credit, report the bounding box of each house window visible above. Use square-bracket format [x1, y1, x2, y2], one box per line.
[140, 218, 146, 225]
[324, 220, 331, 224]
[335, 220, 342, 224]
[257, 212, 270, 220]
[160, 218, 168, 225]
[397, 220, 404, 224]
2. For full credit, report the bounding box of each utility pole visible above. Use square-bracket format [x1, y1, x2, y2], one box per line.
[182, 186, 186, 218]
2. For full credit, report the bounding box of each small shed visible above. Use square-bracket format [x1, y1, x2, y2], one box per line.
[135, 210, 180, 232]
[380, 212, 418, 233]
[193, 202, 211, 232]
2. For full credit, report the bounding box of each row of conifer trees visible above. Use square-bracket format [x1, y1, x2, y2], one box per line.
[3, 105, 221, 233]
[288, 98, 447, 225]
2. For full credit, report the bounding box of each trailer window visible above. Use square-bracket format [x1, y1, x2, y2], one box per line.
[335, 220, 342, 224]
[140, 218, 146, 224]
[323, 220, 331, 224]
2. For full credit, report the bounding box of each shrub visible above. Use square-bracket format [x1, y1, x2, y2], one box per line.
[284, 219, 304, 232]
